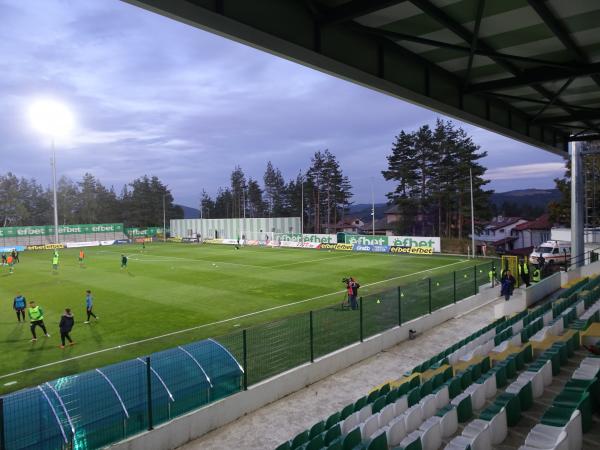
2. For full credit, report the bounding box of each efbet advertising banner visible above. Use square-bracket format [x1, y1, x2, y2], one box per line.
[344, 234, 441, 252]
[388, 236, 440, 253]
[390, 246, 434, 255]
[335, 243, 354, 251]
[0, 223, 124, 238]
[126, 227, 165, 237]
[274, 233, 336, 244]
[353, 244, 390, 253]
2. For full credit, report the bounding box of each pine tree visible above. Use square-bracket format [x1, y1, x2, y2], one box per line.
[263, 162, 287, 216]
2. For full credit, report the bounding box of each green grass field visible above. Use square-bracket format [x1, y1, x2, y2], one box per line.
[0, 243, 484, 394]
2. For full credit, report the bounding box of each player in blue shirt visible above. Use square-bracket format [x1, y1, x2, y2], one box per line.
[13, 293, 26, 322]
[84, 290, 98, 323]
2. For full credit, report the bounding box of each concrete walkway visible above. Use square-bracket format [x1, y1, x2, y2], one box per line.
[178, 298, 502, 450]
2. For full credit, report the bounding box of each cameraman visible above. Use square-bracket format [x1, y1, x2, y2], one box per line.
[346, 277, 360, 310]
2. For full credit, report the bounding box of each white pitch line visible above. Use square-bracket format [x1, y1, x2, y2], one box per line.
[274, 253, 354, 268]
[0, 259, 471, 380]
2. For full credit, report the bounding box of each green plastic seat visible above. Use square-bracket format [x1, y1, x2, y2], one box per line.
[291, 430, 310, 449]
[470, 363, 482, 381]
[479, 402, 504, 421]
[553, 390, 592, 432]
[459, 370, 472, 390]
[541, 405, 577, 428]
[498, 355, 517, 379]
[398, 383, 409, 396]
[409, 375, 421, 389]
[326, 437, 343, 450]
[508, 380, 533, 411]
[372, 395, 387, 414]
[454, 394, 473, 423]
[419, 379, 433, 397]
[551, 342, 568, 366]
[275, 441, 291, 450]
[366, 432, 387, 450]
[354, 396, 367, 412]
[480, 356, 491, 374]
[306, 434, 325, 450]
[367, 389, 380, 404]
[443, 366, 453, 381]
[445, 377, 461, 399]
[309, 421, 325, 440]
[541, 350, 561, 376]
[340, 404, 354, 420]
[397, 433, 422, 450]
[436, 404, 455, 417]
[379, 383, 391, 396]
[386, 389, 399, 405]
[407, 387, 421, 407]
[521, 345, 533, 364]
[343, 428, 361, 450]
[325, 425, 341, 446]
[494, 392, 521, 426]
[432, 373, 444, 389]
[325, 412, 340, 429]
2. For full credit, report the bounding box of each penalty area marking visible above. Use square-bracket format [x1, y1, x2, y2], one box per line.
[0, 259, 471, 380]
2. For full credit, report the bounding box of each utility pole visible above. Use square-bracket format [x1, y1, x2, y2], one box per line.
[469, 168, 476, 258]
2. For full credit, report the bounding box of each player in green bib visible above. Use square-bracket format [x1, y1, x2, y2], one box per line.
[52, 251, 59, 271]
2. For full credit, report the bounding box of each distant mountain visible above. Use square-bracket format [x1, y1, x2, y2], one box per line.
[347, 203, 388, 221]
[177, 205, 200, 219]
[490, 189, 561, 209]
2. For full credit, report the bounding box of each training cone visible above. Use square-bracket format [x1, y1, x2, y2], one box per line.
[376, 299, 381, 304]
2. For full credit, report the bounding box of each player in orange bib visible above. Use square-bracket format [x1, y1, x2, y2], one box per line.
[78, 249, 85, 267]
[6, 254, 14, 274]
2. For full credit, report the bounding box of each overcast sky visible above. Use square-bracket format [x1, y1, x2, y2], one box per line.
[0, 0, 567, 207]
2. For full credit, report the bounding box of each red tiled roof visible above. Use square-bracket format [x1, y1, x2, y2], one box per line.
[493, 236, 518, 246]
[513, 214, 552, 231]
[487, 217, 524, 230]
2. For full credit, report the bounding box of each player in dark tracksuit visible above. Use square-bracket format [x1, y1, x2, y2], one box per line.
[13, 293, 26, 322]
[59, 309, 75, 348]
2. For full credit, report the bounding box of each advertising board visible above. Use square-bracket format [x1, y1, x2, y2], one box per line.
[389, 246, 434, 255]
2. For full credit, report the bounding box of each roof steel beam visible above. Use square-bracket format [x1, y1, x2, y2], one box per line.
[536, 110, 600, 124]
[318, 0, 408, 26]
[467, 63, 600, 93]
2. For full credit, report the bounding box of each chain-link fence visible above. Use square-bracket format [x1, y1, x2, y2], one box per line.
[1, 259, 497, 450]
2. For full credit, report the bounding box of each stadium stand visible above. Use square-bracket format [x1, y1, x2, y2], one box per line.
[273, 276, 600, 450]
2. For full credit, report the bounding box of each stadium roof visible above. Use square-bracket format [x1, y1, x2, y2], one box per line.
[125, 0, 600, 154]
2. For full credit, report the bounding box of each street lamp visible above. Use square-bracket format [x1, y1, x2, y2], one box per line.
[29, 99, 74, 244]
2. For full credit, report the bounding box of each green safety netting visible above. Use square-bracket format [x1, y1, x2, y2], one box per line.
[2, 339, 243, 450]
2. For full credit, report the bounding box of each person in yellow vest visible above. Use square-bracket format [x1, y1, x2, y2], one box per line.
[488, 267, 497, 287]
[518, 259, 531, 287]
[28, 301, 50, 342]
[532, 266, 541, 283]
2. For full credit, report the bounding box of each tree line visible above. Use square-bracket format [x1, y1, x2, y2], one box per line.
[1, 118, 494, 236]
[382, 119, 492, 238]
[0, 172, 182, 227]
[199, 150, 352, 233]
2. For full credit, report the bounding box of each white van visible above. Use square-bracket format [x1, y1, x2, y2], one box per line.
[529, 240, 571, 265]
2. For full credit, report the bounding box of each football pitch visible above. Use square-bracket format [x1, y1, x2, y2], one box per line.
[0, 243, 485, 394]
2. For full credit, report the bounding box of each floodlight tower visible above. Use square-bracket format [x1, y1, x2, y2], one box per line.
[29, 99, 74, 244]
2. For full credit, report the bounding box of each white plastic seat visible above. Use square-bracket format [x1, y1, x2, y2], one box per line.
[564, 409, 582, 450]
[358, 404, 371, 423]
[445, 435, 472, 449]
[378, 403, 396, 428]
[385, 416, 407, 447]
[543, 311, 553, 325]
[525, 424, 568, 450]
[576, 301, 585, 317]
[359, 414, 380, 440]
[581, 357, 600, 368]
[399, 430, 422, 450]
[517, 371, 544, 399]
[464, 383, 486, 410]
[462, 419, 492, 450]
[527, 359, 552, 387]
[404, 404, 423, 433]
[418, 416, 442, 450]
[512, 320, 524, 334]
[572, 365, 599, 380]
[439, 407, 458, 438]
[421, 394, 438, 419]
[477, 374, 497, 399]
[394, 395, 409, 416]
[492, 341, 509, 353]
[485, 406, 507, 445]
[510, 334, 523, 347]
[435, 385, 450, 409]
[341, 411, 360, 435]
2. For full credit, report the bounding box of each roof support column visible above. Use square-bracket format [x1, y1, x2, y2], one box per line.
[571, 140, 585, 267]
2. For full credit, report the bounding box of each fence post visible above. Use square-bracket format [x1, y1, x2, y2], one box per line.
[453, 271, 457, 303]
[428, 278, 432, 314]
[0, 397, 5, 450]
[309, 311, 314, 363]
[146, 356, 153, 431]
[398, 287, 402, 326]
[359, 297, 364, 342]
[242, 329, 248, 391]
[474, 265, 478, 295]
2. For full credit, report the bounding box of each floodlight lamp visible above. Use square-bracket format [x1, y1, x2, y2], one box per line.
[29, 98, 74, 138]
